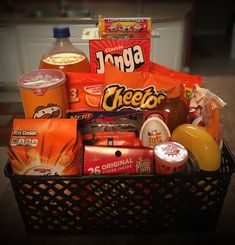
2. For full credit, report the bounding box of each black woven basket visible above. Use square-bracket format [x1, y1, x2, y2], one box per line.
[5, 143, 235, 234]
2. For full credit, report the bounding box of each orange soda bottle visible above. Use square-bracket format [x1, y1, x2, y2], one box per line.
[39, 26, 90, 72]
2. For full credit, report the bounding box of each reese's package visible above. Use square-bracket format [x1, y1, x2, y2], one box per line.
[150, 62, 203, 107]
[101, 62, 183, 112]
[66, 72, 103, 111]
[7, 119, 83, 176]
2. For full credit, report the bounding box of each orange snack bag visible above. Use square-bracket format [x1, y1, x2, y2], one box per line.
[101, 62, 183, 111]
[7, 119, 83, 176]
[150, 62, 203, 106]
[204, 98, 224, 145]
[66, 72, 103, 111]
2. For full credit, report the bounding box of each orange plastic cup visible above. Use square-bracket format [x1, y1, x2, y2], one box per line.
[18, 69, 68, 118]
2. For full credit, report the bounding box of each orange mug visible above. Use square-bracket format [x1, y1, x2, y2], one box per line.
[18, 69, 68, 118]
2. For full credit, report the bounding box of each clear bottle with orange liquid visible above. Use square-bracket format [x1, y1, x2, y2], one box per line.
[39, 26, 90, 72]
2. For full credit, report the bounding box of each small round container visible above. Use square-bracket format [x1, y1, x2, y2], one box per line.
[18, 69, 68, 118]
[139, 116, 171, 148]
[154, 141, 188, 174]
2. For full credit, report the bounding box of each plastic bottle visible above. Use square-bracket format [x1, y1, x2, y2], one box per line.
[39, 26, 90, 72]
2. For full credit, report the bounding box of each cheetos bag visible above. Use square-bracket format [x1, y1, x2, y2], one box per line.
[101, 62, 183, 111]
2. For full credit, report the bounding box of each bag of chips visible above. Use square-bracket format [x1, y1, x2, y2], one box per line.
[7, 118, 83, 176]
[101, 62, 182, 112]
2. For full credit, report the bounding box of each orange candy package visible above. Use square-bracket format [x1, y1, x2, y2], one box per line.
[66, 72, 103, 111]
[7, 119, 83, 176]
[101, 62, 184, 112]
[150, 62, 203, 107]
[187, 85, 226, 145]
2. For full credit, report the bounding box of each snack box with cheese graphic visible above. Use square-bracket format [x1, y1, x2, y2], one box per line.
[7, 119, 83, 176]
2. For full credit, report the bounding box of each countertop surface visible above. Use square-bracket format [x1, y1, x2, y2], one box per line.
[0, 1, 193, 24]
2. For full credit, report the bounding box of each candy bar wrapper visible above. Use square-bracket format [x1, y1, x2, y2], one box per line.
[188, 85, 226, 145]
[150, 62, 203, 107]
[65, 72, 103, 111]
[84, 146, 153, 175]
[7, 119, 83, 176]
[98, 17, 152, 36]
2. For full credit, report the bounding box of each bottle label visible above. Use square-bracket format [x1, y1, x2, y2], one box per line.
[43, 53, 86, 65]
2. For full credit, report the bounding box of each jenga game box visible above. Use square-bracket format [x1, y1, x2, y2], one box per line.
[89, 17, 151, 73]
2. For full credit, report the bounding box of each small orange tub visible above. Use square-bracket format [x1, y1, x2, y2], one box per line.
[154, 141, 188, 174]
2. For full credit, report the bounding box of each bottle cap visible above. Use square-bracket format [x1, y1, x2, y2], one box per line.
[53, 26, 70, 38]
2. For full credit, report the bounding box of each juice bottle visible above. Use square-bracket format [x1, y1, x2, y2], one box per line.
[39, 26, 90, 72]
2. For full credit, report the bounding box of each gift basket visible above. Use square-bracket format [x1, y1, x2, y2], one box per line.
[5, 17, 235, 234]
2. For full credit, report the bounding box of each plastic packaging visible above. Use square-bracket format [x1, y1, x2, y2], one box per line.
[7, 119, 83, 176]
[39, 26, 90, 72]
[150, 62, 203, 107]
[102, 62, 181, 112]
[172, 124, 221, 171]
[187, 85, 226, 145]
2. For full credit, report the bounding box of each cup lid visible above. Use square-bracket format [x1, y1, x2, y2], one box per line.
[154, 141, 188, 167]
[18, 69, 65, 89]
